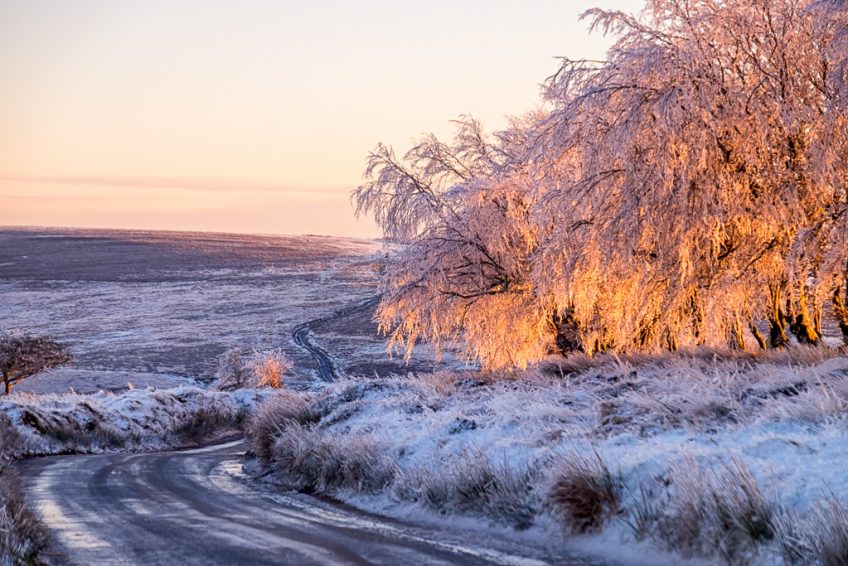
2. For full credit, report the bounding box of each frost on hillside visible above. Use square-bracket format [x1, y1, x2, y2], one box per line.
[248, 351, 848, 565]
[354, 0, 848, 370]
[0, 386, 270, 456]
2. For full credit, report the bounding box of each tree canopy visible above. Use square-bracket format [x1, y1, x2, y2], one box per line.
[355, 0, 848, 370]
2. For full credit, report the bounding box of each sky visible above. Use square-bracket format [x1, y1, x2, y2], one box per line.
[0, 0, 637, 238]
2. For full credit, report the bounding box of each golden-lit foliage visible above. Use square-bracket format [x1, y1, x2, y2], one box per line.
[356, 0, 848, 369]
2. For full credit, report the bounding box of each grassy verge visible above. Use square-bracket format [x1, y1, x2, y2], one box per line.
[247, 349, 848, 565]
[1, 414, 56, 565]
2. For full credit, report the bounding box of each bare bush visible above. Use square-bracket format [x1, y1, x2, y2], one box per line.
[215, 347, 292, 390]
[548, 450, 621, 533]
[0, 331, 71, 395]
[214, 347, 249, 391]
[246, 392, 320, 463]
[395, 447, 540, 529]
[270, 423, 396, 494]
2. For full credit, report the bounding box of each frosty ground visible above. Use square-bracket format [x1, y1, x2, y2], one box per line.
[2, 228, 848, 565]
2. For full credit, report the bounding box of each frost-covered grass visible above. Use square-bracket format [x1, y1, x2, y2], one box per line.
[1, 386, 270, 456]
[1, 414, 56, 566]
[248, 349, 848, 565]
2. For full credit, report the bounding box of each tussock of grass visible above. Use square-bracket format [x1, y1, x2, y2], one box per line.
[0, 413, 21, 462]
[776, 495, 848, 566]
[1, 415, 57, 565]
[395, 447, 539, 529]
[644, 457, 777, 561]
[548, 450, 621, 533]
[247, 392, 319, 463]
[172, 402, 249, 442]
[269, 423, 396, 494]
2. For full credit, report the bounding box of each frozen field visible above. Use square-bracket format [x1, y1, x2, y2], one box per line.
[0, 227, 386, 393]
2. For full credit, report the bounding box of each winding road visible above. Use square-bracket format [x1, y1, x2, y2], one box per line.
[19, 441, 572, 565]
[17, 299, 594, 565]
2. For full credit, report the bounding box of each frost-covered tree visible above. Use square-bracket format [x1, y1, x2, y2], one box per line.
[356, 0, 848, 369]
[0, 332, 71, 395]
[534, 0, 848, 352]
[355, 115, 558, 368]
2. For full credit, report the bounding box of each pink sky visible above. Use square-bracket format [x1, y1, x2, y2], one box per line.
[0, 0, 634, 238]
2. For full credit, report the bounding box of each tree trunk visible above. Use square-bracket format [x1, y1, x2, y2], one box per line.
[768, 286, 789, 348]
[835, 285, 848, 345]
[666, 331, 679, 352]
[551, 309, 582, 356]
[789, 291, 819, 345]
[729, 315, 745, 350]
[749, 321, 768, 350]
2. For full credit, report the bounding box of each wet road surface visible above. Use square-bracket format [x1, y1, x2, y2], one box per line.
[19, 441, 589, 566]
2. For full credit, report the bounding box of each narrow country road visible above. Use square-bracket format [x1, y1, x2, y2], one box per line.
[17, 300, 595, 565]
[18, 441, 568, 566]
[292, 323, 338, 382]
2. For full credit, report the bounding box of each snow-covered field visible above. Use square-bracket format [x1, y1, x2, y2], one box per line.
[248, 349, 848, 565]
[5, 227, 848, 565]
[0, 228, 382, 393]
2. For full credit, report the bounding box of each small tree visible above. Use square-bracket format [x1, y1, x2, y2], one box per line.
[0, 332, 72, 395]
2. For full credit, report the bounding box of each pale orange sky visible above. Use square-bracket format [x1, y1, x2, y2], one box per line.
[0, 0, 635, 238]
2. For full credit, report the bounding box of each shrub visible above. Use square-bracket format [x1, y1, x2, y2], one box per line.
[246, 349, 292, 389]
[548, 450, 621, 533]
[215, 347, 292, 390]
[246, 392, 319, 463]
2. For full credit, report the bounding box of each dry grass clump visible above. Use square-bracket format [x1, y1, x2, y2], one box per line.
[0, 413, 22, 462]
[246, 392, 320, 463]
[647, 457, 777, 562]
[548, 450, 621, 533]
[776, 495, 848, 566]
[806, 496, 848, 566]
[269, 423, 396, 494]
[18, 405, 132, 451]
[215, 347, 292, 391]
[395, 447, 540, 529]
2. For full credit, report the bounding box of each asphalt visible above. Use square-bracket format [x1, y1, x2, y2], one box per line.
[18, 441, 574, 566]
